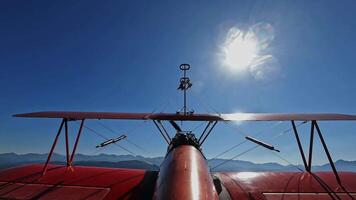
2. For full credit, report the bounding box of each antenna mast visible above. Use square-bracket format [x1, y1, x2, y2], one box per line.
[177, 64, 193, 115]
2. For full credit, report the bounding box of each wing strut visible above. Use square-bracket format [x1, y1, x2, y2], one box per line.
[70, 119, 85, 164]
[169, 120, 182, 132]
[291, 120, 341, 185]
[42, 119, 65, 175]
[42, 118, 85, 176]
[153, 120, 172, 144]
[314, 121, 341, 184]
[198, 121, 218, 146]
[291, 121, 308, 170]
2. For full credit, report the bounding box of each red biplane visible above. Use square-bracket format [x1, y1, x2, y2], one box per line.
[1, 64, 356, 200]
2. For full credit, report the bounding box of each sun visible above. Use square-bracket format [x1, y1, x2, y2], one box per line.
[219, 24, 277, 80]
[222, 28, 259, 72]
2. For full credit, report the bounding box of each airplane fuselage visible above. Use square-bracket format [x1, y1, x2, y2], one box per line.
[153, 145, 218, 200]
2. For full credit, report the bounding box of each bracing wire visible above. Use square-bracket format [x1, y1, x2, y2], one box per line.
[210, 121, 308, 170]
[90, 147, 103, 155]
[150, 97, 173, 114]
[191, 91, 284, 145]
[211, 140, 248, 160]
[191, 91, 300, 170]
[270, 151, 304, 172]
[191, 92, 221, 115]
[190, 92, 249, 144]
[83, 124, 110, 140]
[210, 121, 283, 160]
[81, 98, 178, 165]
[211, 146, 260, 170]
[96, 121, 147, 152]
[192, 121, 207, 132]
[96, 121, 117, 134]
[82, 124, 137, 156]
[124, 138, 147, 152]
[88, 96, 176, 159]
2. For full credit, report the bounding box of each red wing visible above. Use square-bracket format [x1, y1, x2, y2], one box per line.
[0, 164, 157, 200]
[13, 111, 221, 121]
[14, 111, 356, 121]
[220, 113, 356, 121]
[214, 171, 356, 199]
[14, 111, 153, 120]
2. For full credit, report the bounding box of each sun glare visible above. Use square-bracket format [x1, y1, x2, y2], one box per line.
[220, 23, 276, 79]
[223, 30, 258, 71]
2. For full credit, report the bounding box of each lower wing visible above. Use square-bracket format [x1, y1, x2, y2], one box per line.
[213, 171, 356, 200]
[0, 164, 157, 200]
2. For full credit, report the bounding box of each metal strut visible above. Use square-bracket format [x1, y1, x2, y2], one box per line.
[198, 121, 213, 142]
[290, 120, 341, 184]
[313, 121, 341, 184]
[308, 121, 315, 172]
[153, 120, 172, 144]
[198, 121, 218, 145]
[291, 120, 308, 171]
[69, 119, 85, 166]
[42, 119, 65, 175]
[42, 118, 86, 176]
[64, 119, 70, 166]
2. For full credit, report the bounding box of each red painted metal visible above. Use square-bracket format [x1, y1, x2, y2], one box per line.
[0, 164, 157, 200]
[69, 119, 85, 165]
[6, 111, 356, 199]
[42, 119, 65, 175]
[13, 111, 222, 121]
[215, 171, 356, 200]
[0, 182, 110, 200]
[308, 121, 314, 172]
[14, 111, 356, 121]
[64, 119, 70, 166]
[2, 148, 356, 199]
[153, 145, 219, 200]
[219, 113, 356, 121]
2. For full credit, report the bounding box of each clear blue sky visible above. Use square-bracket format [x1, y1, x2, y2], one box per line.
[1, 0, 356, 166]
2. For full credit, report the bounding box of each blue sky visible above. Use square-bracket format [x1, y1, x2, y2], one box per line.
[1, 0, 356, 166]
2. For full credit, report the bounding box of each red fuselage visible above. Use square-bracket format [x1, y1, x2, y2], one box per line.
[153, 145, 219, 200]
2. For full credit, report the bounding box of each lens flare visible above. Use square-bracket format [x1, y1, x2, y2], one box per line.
[223, 29, 258, 71]
[220, 23, 277, 80]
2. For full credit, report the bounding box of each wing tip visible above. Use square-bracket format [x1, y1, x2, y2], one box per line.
[13, 113, 28, 117]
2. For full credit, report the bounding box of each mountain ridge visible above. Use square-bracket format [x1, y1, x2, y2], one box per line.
[1, 152, 355, 172]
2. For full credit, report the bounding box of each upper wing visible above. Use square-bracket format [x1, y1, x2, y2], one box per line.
[14, 111, 356, 121]
[14, 111, 153, 120]
[213, 171, 356, 199]
[220, 113, 356, 121]
[0, 164, 157, 200]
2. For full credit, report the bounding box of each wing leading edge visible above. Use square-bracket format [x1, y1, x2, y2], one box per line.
[14, 111, 356, 121]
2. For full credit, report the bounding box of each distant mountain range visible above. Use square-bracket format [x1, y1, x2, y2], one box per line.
[0, 153, 162, 170]
[1, 152, 355, 172]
